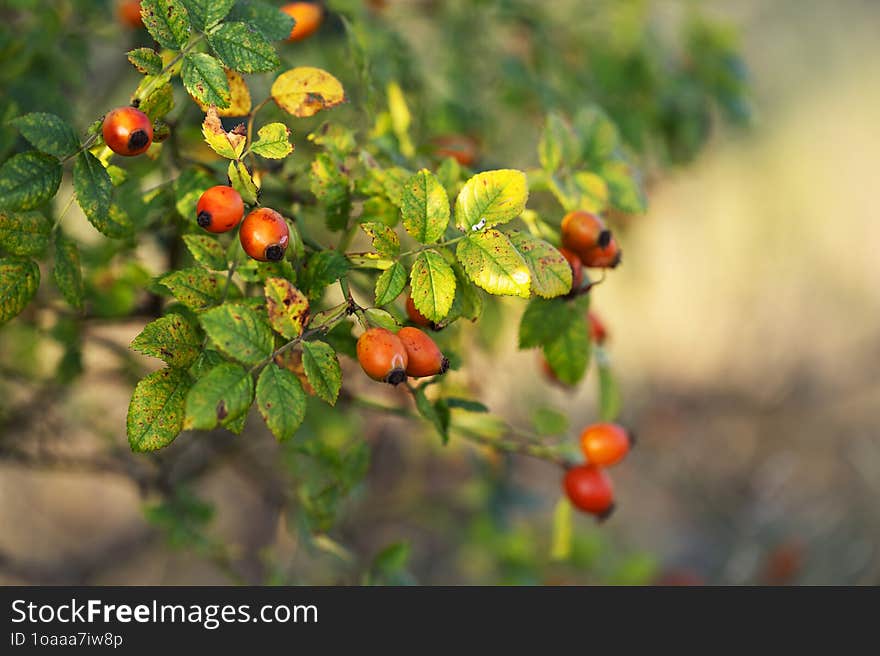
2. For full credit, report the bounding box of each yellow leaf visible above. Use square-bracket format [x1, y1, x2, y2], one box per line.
[271, 66, 345, 118]
[201, 107, 246, 160]
[193, 69, 252, 117]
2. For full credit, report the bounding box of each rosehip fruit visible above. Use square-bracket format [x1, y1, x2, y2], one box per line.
[405, 294, 433, 328]
[397, 327, 449, 378]
[357, 327, 409, 385]
[588, 311, 607, 344]
[281, 2, 324, 42]
[581, 236, 622, 269]
[563, 465, 614, 518]
[196, 186, 244, 234]
[579, 422, 633, 467]
[561, 210, 610, 258]
[102, 106, 153, 156]
[239, 208, 290, 262]
[559, 247, 584, 292]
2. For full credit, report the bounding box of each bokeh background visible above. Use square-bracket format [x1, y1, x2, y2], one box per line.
[1, 0, 879, 585]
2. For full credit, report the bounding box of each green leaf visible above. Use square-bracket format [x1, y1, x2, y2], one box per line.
[508, 230, 572, 298]
[596, 349, 621, 421]
[414, 386, 447, 443]
[160, 267, 237, 309]
[182, 234, 227, 270]
[88, 204, 134, 239]
[445, 398, 489, 413]
[574, 105, 620, 164]
[301, 341, 342, 406]
[138, 79, 175, 121]
[208, 21, 279, 74]
[227, 0, 294, 41]
[0, 209, 50, 256]
[227, 160, 258, 205]
[127, 368, 192, 451]
[189, 349, 224, 378]
[410, 250, 455, 322]
[360, 221, 399, 257]
[300, 250, 350, 301]
[184, 362, 254, 430]
[0, 151, 62, 211]
[539, 113, 575, 173]
[456, 229, 530, 298]
[53, 236, 83, 310]
[256, 364, 307, 441]
[10, 113, 79, 159]
[310, 152, 351, 231]
[127, 48, 163, 75]
[174, 167, 216, 219]
[531, 407, 570, 436]
[0, 257, 40, 325]
[73, 151, 112, 231]
[180, 0, 234, 30]
[264, 277, 309, 340]
[200, 304, 273, 366]
[550, 497, 573, 561]
[364, 308, 399, 331]
[446, 261, 482, 323]
[140, 0, 191, 50]
[131, 314, 202, 369]
[542, 316, 590, 386]
[250, 122, 293, 159]
[454, 169, 528, 232]
[600, 160, 647, 214]
[518, 297, 578, 348]
[374, 261, 407, 306]
[401, 169, 449, 243]
[182, 53, 231, 109]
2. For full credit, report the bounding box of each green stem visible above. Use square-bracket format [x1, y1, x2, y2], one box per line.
[397, 235, 467, 258]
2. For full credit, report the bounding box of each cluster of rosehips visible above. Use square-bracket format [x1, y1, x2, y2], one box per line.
[558, 209, 621, 294]
[357, 325, 449, 385]
[563, 422, 634, 520]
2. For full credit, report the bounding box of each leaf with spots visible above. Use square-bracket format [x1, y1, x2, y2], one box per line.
[301, 340, 341, 406]
[227, 160, 258, 205]
[73, 151, 112, 232]
[410, 250, 456, 322]
[53, 236, 83, 311]
[200, 304, 274, 366]
[264, 277, 309, 340]
[202, 107, 246, 159]
[0, 257, 40, 326]
[183, 234, 227, 270]
[360, 221, 399, 258]
[256, 364, 307, 441]
[127, 48, 163, 75]
[131, 313, 202, 369]
[160, 267, 238, 310]
[208, 21, 279, 74]
[250, 122, 293, 159]
[454, 169, 528, 232]
[271, 67, 346, 118]
[227, 0, 294, 41]
[191, 68, 252, 117]
[182, 53, 231, 109]
[180, 0, 234, 30]
[140, 0, 191, 50]
[10, 113, 79, 159]
[127, 368, 192, 452]
[508, 230, 572, 298]
[374, 261, 407, 307]
[0, 151, 62, 211]
[401, 169, 450, 243]
[456, 229, 531, 298]
[184, 362, 254, 431]
[0, 209, 50, 256]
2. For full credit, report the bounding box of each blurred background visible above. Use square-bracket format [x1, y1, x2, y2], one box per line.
[1, 0, 879, 585]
